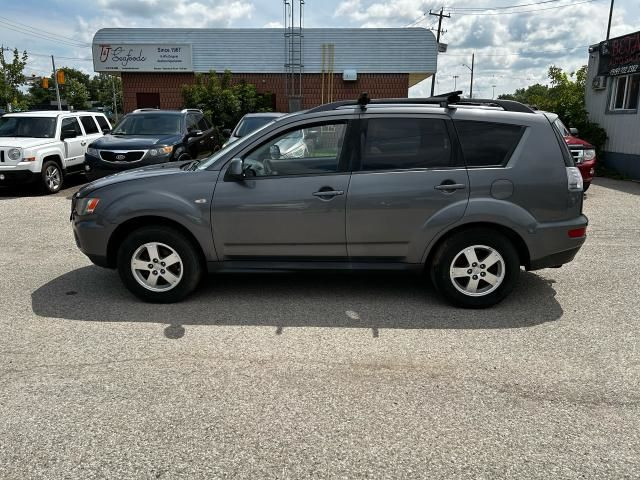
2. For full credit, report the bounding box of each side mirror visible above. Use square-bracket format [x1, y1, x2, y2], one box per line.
[227, 158, 245, 181]
[222, 128, 232, 138]
[61, 129, 77, 140]
[186, 129, 203, 138]
[569, 127, 579, 136]
[269, 144, 281, 159]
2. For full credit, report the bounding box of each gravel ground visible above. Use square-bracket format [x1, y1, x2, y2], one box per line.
[0, 177, 639, 479]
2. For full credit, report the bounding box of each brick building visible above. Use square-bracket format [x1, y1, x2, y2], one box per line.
[92, 28, 437, 113]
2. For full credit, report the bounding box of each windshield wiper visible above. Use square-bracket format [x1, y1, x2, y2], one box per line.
[180, 159, 200, 171]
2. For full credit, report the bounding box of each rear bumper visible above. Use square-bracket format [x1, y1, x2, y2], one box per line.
[526, 214, 588, 270]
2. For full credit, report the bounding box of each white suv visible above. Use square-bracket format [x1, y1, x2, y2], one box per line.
[0, 111, 111, 193]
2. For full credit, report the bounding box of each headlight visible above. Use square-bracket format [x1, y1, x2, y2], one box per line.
[148, 146, 173, 157]
[87, 147, 99, 157]
[76, 197, 100, 215]
[583, 149, 596, 161]
[7, 148, 21, 161]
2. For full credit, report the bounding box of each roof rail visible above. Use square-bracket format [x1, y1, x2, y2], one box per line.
[132, 108, 159, 112]
[180, 108, 203, 114]
[306, 91, 534, 114]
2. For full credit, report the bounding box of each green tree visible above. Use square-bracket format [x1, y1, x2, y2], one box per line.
[0, 48, 29, 110]
[498, 65, 607, 152]
[182, 70, 272, 130]
[89, 73, 122, 114]
[65, 78, 89, 110]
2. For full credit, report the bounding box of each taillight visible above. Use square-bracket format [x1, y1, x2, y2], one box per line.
[568, 227, 586, 238]
[566, 167, 583, 192]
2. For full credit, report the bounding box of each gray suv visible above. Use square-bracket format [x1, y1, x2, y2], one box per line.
[71, 92, 587, 308]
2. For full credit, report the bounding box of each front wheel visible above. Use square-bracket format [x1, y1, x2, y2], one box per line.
[40, 160, 64, 194]
[430, 229, 520, 308]
[117, 226, 203, 303]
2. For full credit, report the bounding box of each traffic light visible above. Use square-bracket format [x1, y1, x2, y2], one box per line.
[56, 69, 65, 85]
[41, 77, 49, 89]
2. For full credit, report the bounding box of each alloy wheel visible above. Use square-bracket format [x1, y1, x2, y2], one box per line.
[130, 242, 184, 292]
[449, 245, 505, 297]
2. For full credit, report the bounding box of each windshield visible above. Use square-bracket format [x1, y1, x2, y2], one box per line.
[111, 114, 182, 135]
[0, 117, 57, 138]
[554, 118, 570, 137]
[198, 119, 277, 170]
[234, 116, 276, 137]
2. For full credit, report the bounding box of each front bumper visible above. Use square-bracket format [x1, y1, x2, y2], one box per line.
[0, 163, 40, 185]
[71, 194, 116, 268]
[577, 159, 596, 184]
[84, 152, 171, 180]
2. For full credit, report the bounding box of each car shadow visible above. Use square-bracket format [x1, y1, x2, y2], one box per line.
[0, 175, 86, 200]
[593, 177, 640, 196]
[31, 267, 563, 336]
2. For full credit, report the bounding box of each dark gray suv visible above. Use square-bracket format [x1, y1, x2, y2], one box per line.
[71, 92, 587, 308]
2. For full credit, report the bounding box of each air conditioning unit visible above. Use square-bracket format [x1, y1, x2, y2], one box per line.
[592, 76, 607, 90]
[343, 69, 357, 82]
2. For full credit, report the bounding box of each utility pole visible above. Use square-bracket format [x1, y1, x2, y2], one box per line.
[453, 75, 459, 90]
[429, 7, 450, 96]
[606, 0, 614, 40]
[51, 55, 62, 111]
[111, 75, 118, 121]
[462, 53, 475, 98]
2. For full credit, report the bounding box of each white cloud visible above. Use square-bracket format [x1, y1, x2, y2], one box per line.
[263, 21, 284, 28]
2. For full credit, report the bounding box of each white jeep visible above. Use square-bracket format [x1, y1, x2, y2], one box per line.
[0, 111, 111, 193]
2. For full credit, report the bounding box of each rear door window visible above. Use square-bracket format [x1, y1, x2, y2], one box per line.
[79, 116, 99, 134]
[454, 120, 524, 167]
[361, 118, 452, 171]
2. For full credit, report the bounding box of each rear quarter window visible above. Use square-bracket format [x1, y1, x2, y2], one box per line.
[95, 115, 110, 131]
[454, 120, 524, 167]
[79, 116, 99, 134]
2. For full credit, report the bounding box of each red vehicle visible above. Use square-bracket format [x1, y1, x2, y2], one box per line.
[546, 113, 596, 191]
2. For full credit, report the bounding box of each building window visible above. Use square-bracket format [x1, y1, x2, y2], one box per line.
[609, 74, 640, 112]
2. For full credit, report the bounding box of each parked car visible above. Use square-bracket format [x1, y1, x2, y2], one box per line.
[223, 112, 285, 147]
[540, 112, 596, 191]
[71, 92, 587, 308]
[0, 111, 111, 193]
[84, 108, 217, 181]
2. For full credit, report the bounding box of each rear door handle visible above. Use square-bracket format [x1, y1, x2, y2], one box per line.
[313, 190, 344, 198]
[434, 183, 466, 192]
[81, 141, 87, 146]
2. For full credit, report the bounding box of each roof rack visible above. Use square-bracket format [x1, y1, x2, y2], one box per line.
[132, 108, 159, 112]
[306, 91, 535, 114]
[180, 108, 203, 114]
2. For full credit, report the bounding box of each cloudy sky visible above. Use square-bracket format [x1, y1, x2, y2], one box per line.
[1, 0, 638, 98]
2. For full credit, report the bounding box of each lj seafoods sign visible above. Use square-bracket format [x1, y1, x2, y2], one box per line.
[93, 44, 193, 72]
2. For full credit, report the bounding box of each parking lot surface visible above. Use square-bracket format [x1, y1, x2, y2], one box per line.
[1, 178, 639, 479]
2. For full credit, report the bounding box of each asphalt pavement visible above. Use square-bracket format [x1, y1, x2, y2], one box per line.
[0, 177, 639, 479]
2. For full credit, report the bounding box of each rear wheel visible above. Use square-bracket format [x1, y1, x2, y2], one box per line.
[40, 160, 63, 194]
[117, 226, 203, 303]
[430, 228, 520, 308]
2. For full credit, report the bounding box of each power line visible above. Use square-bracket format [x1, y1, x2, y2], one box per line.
[0, 19, 89, 48]
[0, 16, 90, 46]
[446, 0, 600, 15]
[447, 0, 570, 11]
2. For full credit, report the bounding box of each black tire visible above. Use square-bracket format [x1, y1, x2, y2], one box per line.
[174, 147, 191, 162]
[430, 228, 520, 309]
[117, 226, 203, 303]
[40, 160, 64, 194]
[583, 182, 591, 192]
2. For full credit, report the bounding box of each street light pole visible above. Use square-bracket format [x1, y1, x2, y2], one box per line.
[492, 84, 497, 99]
[606, 0, 615, 40]
[111, 75, 118, 121]
[453, 75, 459, 90]
[462, 52, 475, 99]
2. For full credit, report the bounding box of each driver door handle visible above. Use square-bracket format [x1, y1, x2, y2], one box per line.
[313, 190, 344, 198]
[434, 182, 466, 192]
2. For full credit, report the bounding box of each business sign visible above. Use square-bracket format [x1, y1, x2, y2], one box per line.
[597, 31, 640, 77]
[93, 44, 193, 72]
